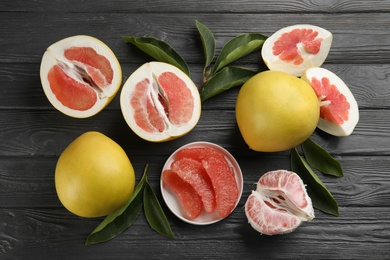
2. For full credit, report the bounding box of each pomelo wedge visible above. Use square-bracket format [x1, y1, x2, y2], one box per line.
[301, 67, 359, 136]
[262, 24, 332, 77]
[170, 158, 216, 214]
[245, 170, 314, 235]
[120, 62, 201, 142]
[161, 169, 203, 220]
[40, 35, 122, 118]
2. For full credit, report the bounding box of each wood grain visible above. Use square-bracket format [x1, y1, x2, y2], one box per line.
[1, 1, 389, 259]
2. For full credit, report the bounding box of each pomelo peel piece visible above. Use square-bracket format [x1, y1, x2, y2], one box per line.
[262, 24, 332, 77]
[301, 67, 359, 136]
[40, 35, 122, 118]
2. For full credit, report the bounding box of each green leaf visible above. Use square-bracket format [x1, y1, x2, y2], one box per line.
[196, 20, 216, 68]
[122, 36, 190, 76]
[302, 138, 344, 177]
[85, 166, 148, 245]
[291, 148, 339, 216]
[143, 181, 175, 239]
[200, 66, 257, 102]
[212, 33, 267, 74]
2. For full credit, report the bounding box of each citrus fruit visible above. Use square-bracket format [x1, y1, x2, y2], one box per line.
[262, 24, 332, 76]
[162, 169, 203, 220]
[55, 131, 135, 218]
[170, 158, 216, 214]
[245, 170, 314, 235]
[174, 147, 239, 218]
[40, 35, 122, 118]
[235, 70, 320, 152]
[120, 62, 201, 142]
[301, 67, 359, 136]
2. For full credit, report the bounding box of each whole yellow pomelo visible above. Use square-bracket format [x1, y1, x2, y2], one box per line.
[55, 131, 135, 218]
[236, 70, 320, 152]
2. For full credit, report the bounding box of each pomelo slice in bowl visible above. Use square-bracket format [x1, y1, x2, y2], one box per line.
[120, 62, 201, 142]
[161, 142, 243, 225]
[40, 35, 122, 118]
[301, 67, 359, 136]
[262, 24, 332, 77]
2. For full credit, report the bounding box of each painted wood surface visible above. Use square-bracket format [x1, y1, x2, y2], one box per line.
[1, 1, 389, 259]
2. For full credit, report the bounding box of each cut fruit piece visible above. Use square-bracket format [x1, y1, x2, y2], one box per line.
[245, 170, 314, 235]
[120, 62, 201, 142]
[301, 67, 359, 136]
[40, 35, 122, 118]
[170, 158, 216, 214]
[161, 169, 203, 220]
[262, 24, 332, 77]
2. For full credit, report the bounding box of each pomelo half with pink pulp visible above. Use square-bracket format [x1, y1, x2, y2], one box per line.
[40, 35, 122, 118]
[245, 170, 314, 235]
[161, 142, 243, 225]
[262, 24, 332, 77]
[302, 67, 359, 136]
[120, 62, 201, 142]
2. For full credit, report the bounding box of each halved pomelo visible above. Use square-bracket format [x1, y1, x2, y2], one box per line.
[120, 62, 201, 142]
[161, 169, 203, 220]
[170, 157, 216, 214]
[40, 35, 122, 118]
[301, 67, 359, 136]
[262, 24, 332, 77]
[245, 170, 314, 235]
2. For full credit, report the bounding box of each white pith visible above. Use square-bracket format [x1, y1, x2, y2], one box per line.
[120, 62, 201, 142]
[302, 67, 359, 136]
[40, 35, 122, 118]
[262, 24, 333, 77]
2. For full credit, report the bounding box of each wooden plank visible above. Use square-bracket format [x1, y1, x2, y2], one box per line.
[1, 13, 390, 64]
[1, 63, 388, 110]
[3, 0, 390, 13]
[0, 109, 388, 157]
[1, 155, 390, 208]
[1, 206, 389, 259]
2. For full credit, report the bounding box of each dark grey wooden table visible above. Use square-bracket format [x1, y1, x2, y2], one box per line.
[1, 1, 390, 259]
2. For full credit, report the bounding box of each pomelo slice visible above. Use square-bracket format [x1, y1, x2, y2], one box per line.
[170, 158, 216, 214]
[301, 67, 359, 136]
[245, 170, 314, 235]
[161, 169, 203, 220]
[120, 62, 201, 142]
[40, 35, 122, 118]
[262, 24, 332, 77]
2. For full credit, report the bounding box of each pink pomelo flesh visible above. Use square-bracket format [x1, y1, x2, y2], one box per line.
[272, 28, 322, 66]
[310, 76, 350, 125]
[245, 170, 314, 235]
[162, 169, 203, 220]
[171, 158, 216, 214]
[47, 46, 113, 111]
[131, 71, 194, 134]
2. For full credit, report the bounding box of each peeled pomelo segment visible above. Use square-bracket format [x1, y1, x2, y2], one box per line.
[171, 158, 216, 214]
[162, 169, 203, 220]
[40, 35, 122, 118]
[245, 191, 302, 235]
[262, 24, 332, 77]
[245, 170, 314, 235]
[257, 170, 314, 220]
[201, 155, 239, 218]
[120, 62, 201, 142]
[302, 67, 359, 136]
[175, 147, 235, 177]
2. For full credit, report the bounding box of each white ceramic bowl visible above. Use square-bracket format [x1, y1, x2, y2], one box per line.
[160, 141, 243, 225]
